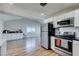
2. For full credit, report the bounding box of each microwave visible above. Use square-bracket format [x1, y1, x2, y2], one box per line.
[57, 17, 74, 27]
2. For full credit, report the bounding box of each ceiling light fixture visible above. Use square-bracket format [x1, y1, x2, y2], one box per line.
[41, 13, 45, 16]
[9, 3, 13, 5]
[40, 3, 47, 7]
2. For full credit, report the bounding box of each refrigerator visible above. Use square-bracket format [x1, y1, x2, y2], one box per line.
[41, 23, 55, 49]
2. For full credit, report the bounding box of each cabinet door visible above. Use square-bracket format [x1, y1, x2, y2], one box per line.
[73, 45, 79, 56]
[1, 41, 7, 56]
[74, 9, 79, 27]
[47, 17, 53, 23]
[53, 17, 58, 28]
[64, 11, 74, 18]
[73, 40, 79, 56]
[44, 17, 53, 23]
[58, 14, 65, 21]
[51, 36, 55, 50]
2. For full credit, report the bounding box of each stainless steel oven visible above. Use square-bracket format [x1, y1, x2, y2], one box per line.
[55, 38, 73, 55]
[55, 31, 75, 55]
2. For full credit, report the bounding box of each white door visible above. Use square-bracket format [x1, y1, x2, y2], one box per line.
[41, 32, 48, 49]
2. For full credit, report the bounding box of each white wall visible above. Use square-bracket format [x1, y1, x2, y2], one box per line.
[0, 20, 3, 40]
[58, 27, 79, 38]
[4, 19, 41, 38]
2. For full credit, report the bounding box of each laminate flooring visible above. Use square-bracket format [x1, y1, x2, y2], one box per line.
[7, 38, 59, 56]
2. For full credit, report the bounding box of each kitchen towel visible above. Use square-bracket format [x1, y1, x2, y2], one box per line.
[56, 38, 61, 47]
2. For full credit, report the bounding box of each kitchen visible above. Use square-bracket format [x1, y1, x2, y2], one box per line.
[1, 3, 79, 56]
[41, 9, 79, 56]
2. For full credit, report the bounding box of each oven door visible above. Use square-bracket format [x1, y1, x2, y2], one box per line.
[61, 39, 72, 52]
[61, 39, 69, 50]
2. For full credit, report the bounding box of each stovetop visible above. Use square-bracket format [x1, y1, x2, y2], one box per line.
[55, 35, 75, 40]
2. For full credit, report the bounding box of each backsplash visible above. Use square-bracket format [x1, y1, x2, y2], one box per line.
[56, 27, 79, 38]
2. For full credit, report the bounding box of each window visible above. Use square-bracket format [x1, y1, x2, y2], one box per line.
[27, 27, 35, 33]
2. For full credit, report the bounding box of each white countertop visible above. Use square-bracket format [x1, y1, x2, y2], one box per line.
[0, 39, 6, 46]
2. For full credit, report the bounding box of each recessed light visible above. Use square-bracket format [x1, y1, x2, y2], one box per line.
[9, 3, 13, 5]
[41, 13, 45, 16]
[40, 3, 47, 7]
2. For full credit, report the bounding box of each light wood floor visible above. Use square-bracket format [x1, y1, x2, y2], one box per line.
[7, 38, 59, 56]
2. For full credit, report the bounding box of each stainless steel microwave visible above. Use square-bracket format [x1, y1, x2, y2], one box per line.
[57, 17, 74, 27]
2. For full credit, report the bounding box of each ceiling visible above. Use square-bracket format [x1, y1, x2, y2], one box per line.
[14, 3, 73, 16]
[14, 3, 75, 19]
[0, 3, 77, 22]
[0, 13, 23, 21]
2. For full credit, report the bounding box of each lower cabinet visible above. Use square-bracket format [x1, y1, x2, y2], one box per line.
[3, 33, 23, 40]
[51, 36, 55, 50]
[73, 40, 79, 56]
[0, 41, 7, 56]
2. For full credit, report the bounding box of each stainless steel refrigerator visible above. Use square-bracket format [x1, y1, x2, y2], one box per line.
[41, 23, 55, 49]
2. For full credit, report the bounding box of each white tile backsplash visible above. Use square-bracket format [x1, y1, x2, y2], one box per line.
[57, 27, 79, 38]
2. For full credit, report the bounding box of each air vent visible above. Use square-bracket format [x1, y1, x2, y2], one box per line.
[40, 3, 47, 7]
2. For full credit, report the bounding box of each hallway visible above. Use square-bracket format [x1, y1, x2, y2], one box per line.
[7, 38, 59, 56]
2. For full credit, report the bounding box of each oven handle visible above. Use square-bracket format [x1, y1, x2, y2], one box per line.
[68, 40, 72, 42]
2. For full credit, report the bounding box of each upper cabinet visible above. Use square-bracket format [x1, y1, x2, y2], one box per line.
[48, 17, 53, 22]
[46, 9, 79, 28]
[57, 14, 65, 21]
[57, 11, 74, 21]
[74, 9, 79, 27]
[64, 11, 74, 19]
[54, 11, 74, 28]
[44, 17, 53, 23]
[52, 16, 58, 28]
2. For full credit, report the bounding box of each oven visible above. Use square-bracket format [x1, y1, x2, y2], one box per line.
[55, 37, 72, 53]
